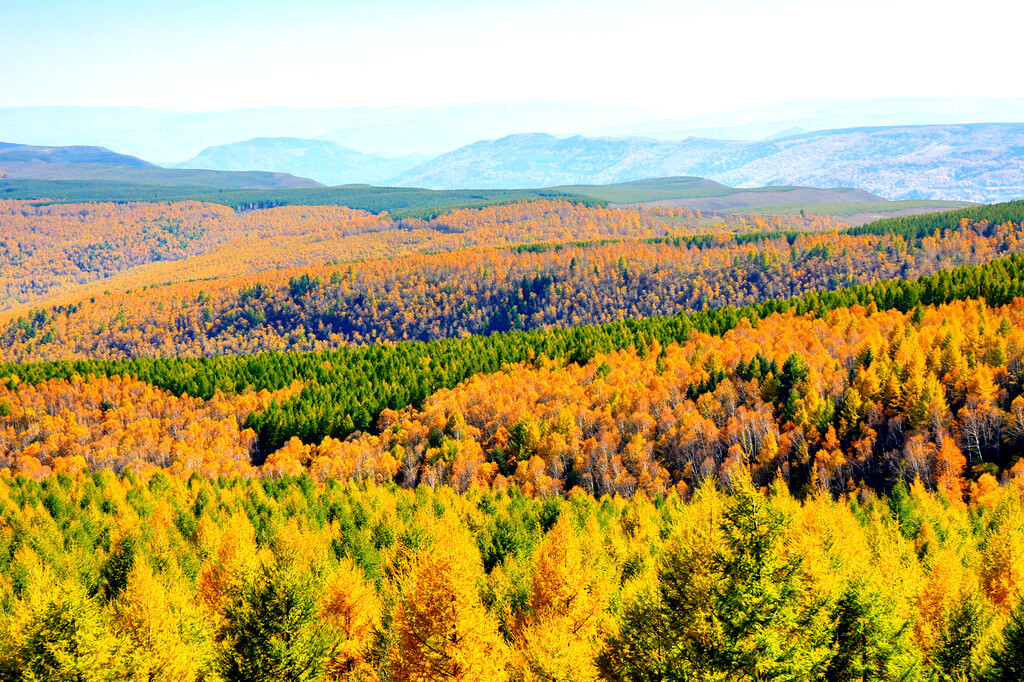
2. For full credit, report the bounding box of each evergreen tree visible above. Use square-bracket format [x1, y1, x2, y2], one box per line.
[933, 592, 987, 681]
[15, 582, 128, 682]
[984, 596, 1024, 681]
[217, 560, 336, 682]
[824, 581, 919, 681]
[710, 475, 830, 678]
[600, 476, 830, 680]
[389, 520, 508, 681]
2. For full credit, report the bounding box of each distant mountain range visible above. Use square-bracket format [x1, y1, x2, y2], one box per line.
[0, 102, 654, 161]
[174, 138, 429, 186]
[592, 97, 1024, 141]
[4, 119, 1023, 204]
[0, 142, 321, 189]
[392, 123, 1024, 202]
[1, 97, 1022, 162]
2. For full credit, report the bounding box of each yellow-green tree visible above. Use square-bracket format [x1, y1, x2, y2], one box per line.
[389, 521, 508, 681]
[510, 515, 608, 681]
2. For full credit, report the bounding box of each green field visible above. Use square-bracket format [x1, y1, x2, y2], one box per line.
[547, 177, 741, 203]
[731, 199, 976, 218]
[0, 176, 982, 223]
[546, 177, 876, 204]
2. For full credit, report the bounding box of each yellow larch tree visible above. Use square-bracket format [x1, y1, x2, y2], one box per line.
[388, 519, 508, 681]
[321, 558, 382, 681]
[510, 515, 609, 682]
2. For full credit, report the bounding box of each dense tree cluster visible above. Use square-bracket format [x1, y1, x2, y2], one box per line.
[0, 208, 1011, 360]
[0, 199, 719, 313]
[846, 199, 1024, 240]
[6, 250, 1024, 459]
[5, 190, 1024, 678]
[0, 375, 300, 479]
[6, 294, 1024, 504]
[329, 297, 1024, 500]
[0, 199, 387, 310]
[0, 200, 231, 308]
[1, 471, 1023, 680]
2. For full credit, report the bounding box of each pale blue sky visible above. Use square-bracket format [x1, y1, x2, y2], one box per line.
[2, 0, 1021, 114]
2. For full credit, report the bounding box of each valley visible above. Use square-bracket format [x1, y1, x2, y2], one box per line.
[2, 7, 1024, 672]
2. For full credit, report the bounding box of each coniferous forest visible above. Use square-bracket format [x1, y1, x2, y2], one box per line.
[4, 195, 1024, 680]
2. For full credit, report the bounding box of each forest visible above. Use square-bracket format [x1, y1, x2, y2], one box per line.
[0, 178, 595, 216]
[0, 198, 1010, 361]
[1, 470, 1024, 681]
[5, 196, 1024, 679]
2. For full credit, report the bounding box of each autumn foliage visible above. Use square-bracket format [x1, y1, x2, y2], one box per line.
[5, 193, 1024, 678]
[0, 472, 1021, 679]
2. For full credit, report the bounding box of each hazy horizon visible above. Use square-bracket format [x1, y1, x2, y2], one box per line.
[4, 0, 1023, 115]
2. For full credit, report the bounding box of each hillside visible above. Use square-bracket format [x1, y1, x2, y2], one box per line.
[0, 178, 592, 216]
[0, 141, 155, 167]
[544, 177, 972, 224]
[5, 200, 1023, 364]
[4, 192, 1024, 679]
[175, 137, 428, 185]
[0, 142, 322, 189]
[392, 123, 1024, 202]
[548, 176, 881, 206]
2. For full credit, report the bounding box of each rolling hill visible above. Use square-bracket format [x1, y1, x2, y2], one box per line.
[391, 123, 1024, 202]
[546, 177, 973, 224]
[0, 178, 595, 217]
[547, 176, 883, 205]
[0, 142, 322, 189]
[174, 137, 428, 186]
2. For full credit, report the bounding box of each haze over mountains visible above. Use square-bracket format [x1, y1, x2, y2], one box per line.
[1, 98, 1023, 202]
[174, 138, 429, 187]
[0, 101, 655, 161]
[0, 142, 320, 189]
[394, 123, 1024, 202]
[1, 97, 1022, 161]
[593, 97, 1024, 141]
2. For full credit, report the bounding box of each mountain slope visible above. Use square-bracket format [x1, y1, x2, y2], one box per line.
[711, 123, 1024, 202]
[0, 142, 322, 189]
[545, 176, 884, 204]
[594, 96, 1024, 140]
[175, 137, 428, 185]
[0, 142, 155, 167]
[392, 124, 1024, 202]
[390, 133, 738, 189]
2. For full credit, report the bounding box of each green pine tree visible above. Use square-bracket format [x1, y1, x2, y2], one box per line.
[984, 596, 1024, 681]
[217, 560, 337, 682]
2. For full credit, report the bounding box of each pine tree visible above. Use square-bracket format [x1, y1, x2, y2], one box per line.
[217, 559, 337, 682]
[600, 475, 830, 680]
[710, 475, 830, 679]
[933, 592, 987, 680]
[16, 581, 128, 682]
[985, 596, 1024, 681]
[114, 561, 210, 682]
[320, 558, 381, 681]
[823, 581, 919, 681]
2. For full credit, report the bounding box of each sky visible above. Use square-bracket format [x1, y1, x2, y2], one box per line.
[2, 0, 1022, 115]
